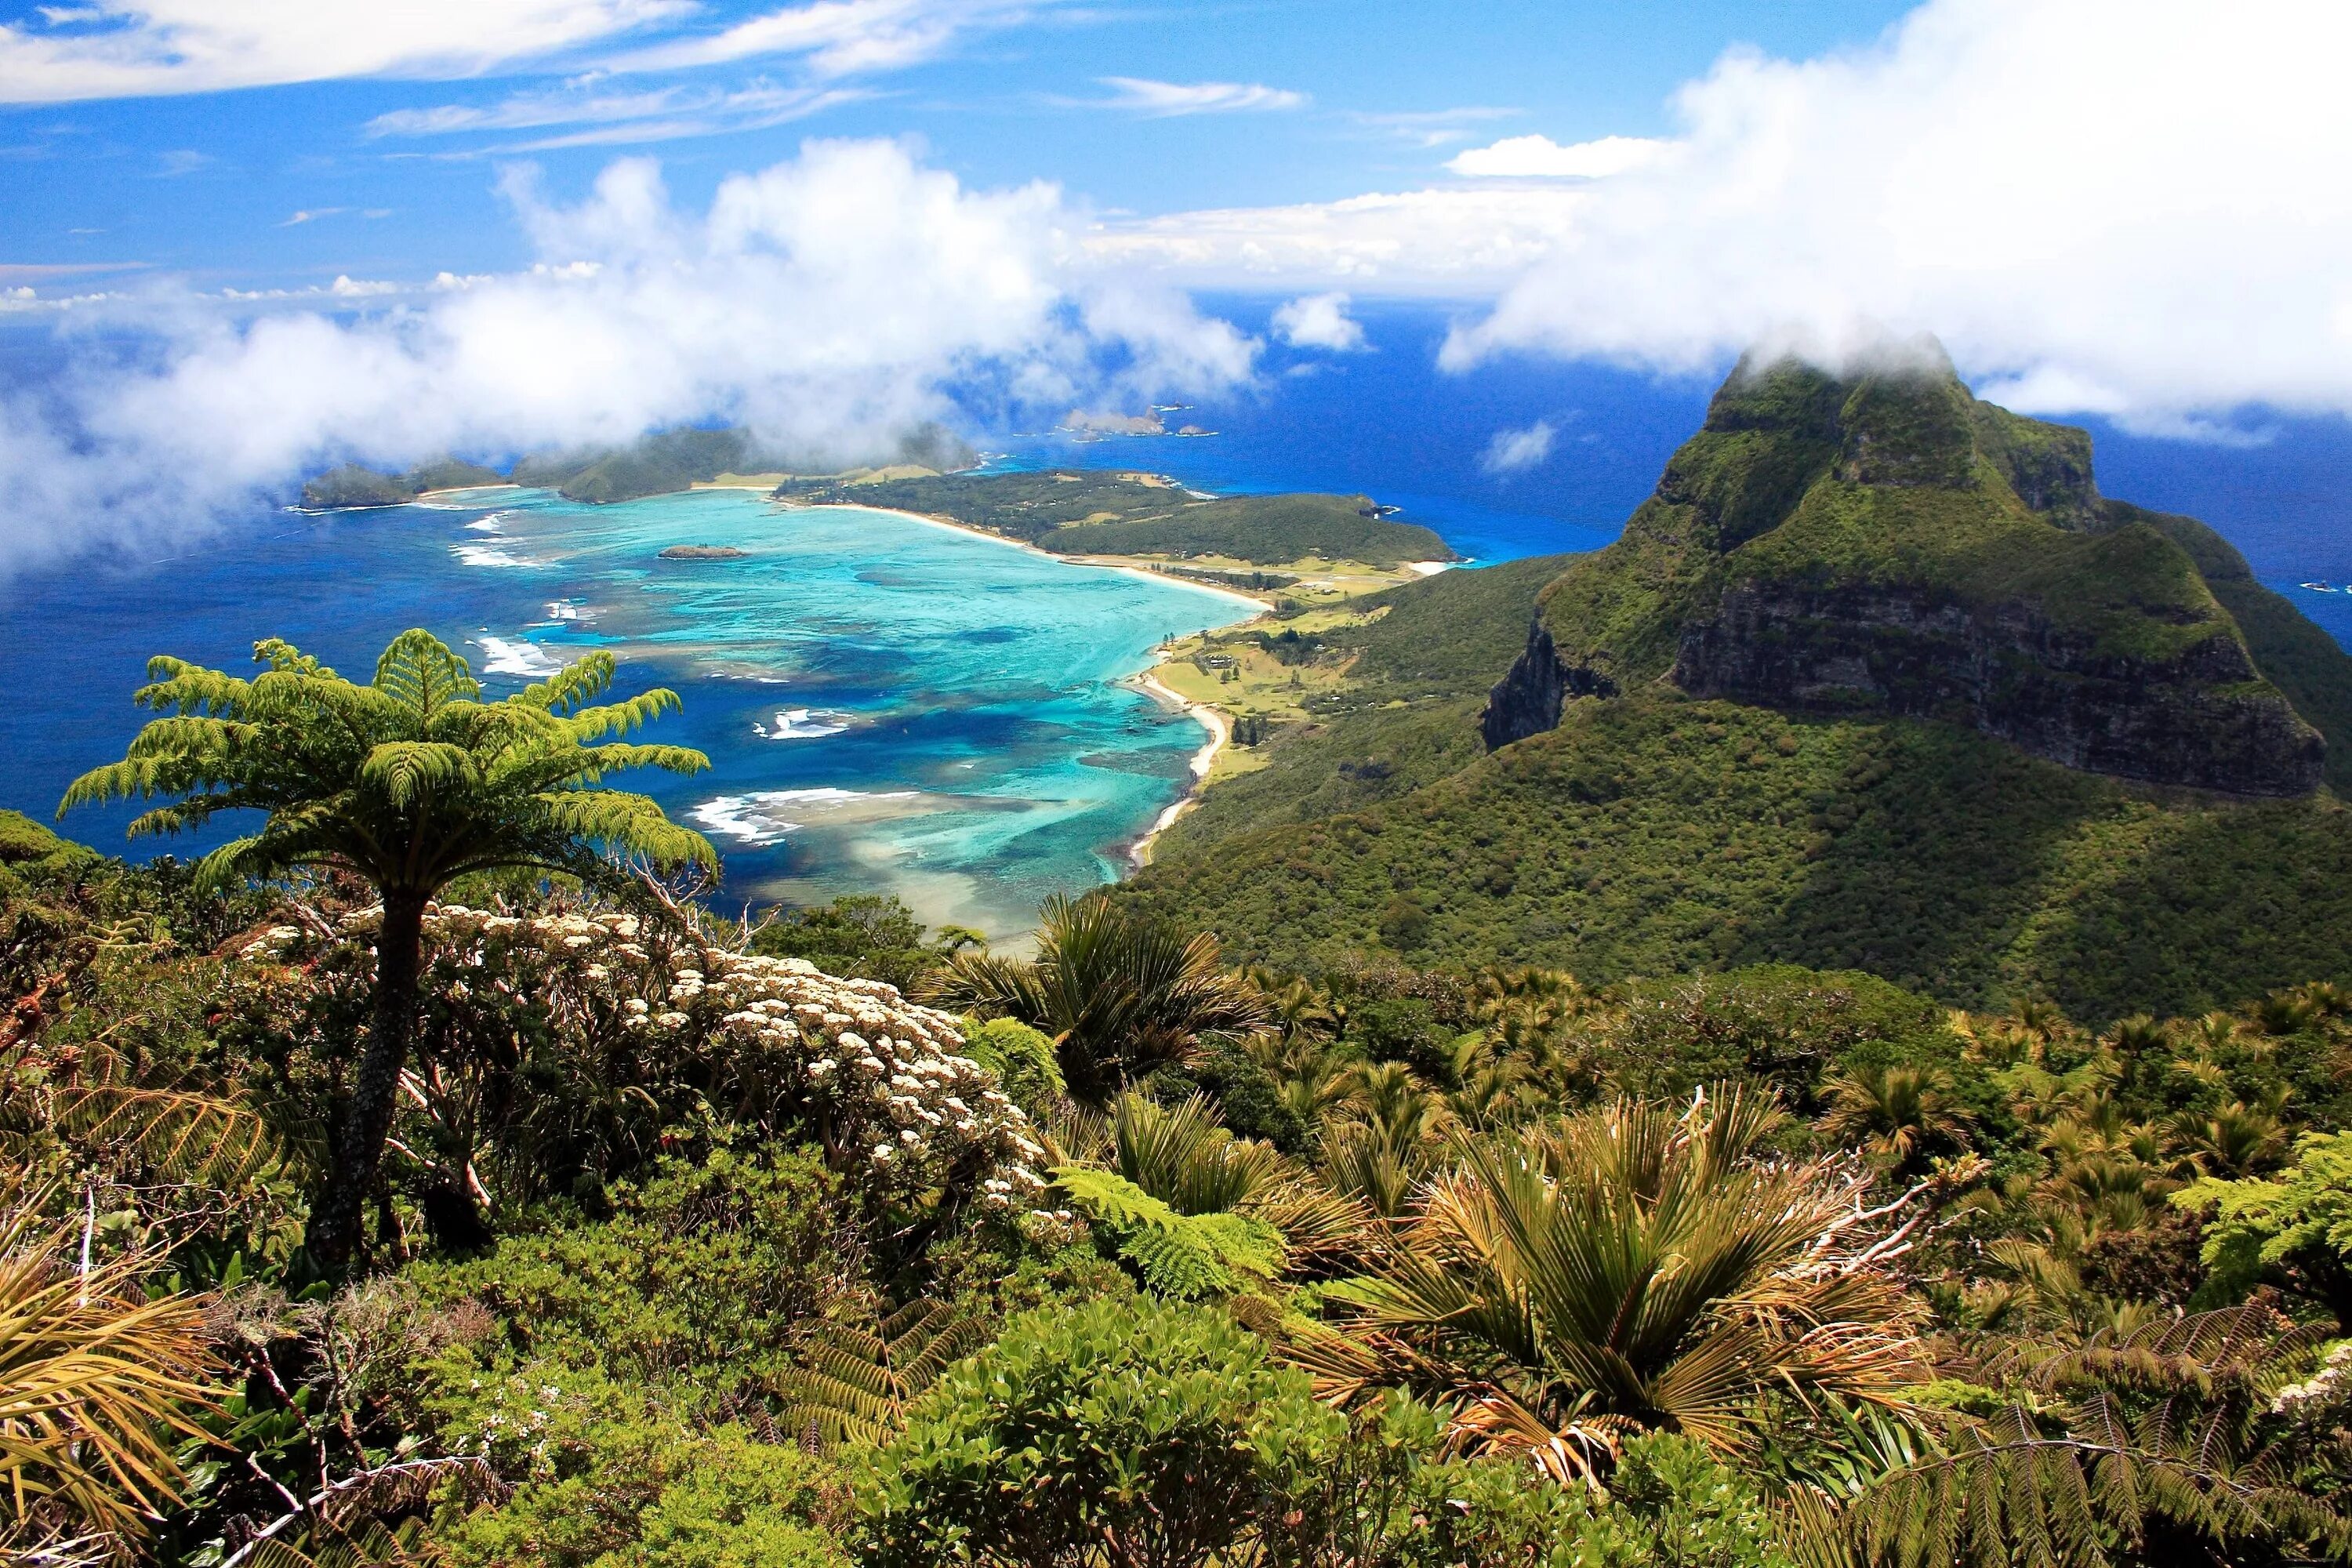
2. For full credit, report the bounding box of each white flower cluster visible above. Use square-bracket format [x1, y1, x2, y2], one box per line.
[321, 904, 1053, 1210]
[677, 949, 1050, 1207]
[2272, 1340, 2352, 1421]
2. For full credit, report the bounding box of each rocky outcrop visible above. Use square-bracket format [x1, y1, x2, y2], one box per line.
[1672, 582, 2324, 796]
[1482, 621, 1617, 750]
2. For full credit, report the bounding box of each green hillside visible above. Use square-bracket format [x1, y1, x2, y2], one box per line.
[778, 469, 1454, 566]
[1123, 349, 2352, 1018]
[1125, 695, 2352, 1020]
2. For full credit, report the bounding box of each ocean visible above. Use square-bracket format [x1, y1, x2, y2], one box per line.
[5, 301, 2350, 938]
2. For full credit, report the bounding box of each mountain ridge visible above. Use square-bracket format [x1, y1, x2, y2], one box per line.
[1483, 348, 2324, 796]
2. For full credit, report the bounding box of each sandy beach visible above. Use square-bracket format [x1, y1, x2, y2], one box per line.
[1125, 662, 1233, 867]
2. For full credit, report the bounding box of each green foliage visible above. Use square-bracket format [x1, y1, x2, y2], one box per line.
[934, 890, 1268, 1103]
[515, 427, 779, 503]
[1036, 492, 1453, 568]
[409, 1147, 855, 1385]
[2178, 1131, 2352, 1326]
[773, 1300, 981, 1450]
[1304, 1088, 1922, 1466]
[1325, 550, 1584, 700]
[1130, 694, 2352, 1019]
[301, 463, 416, 508]
[749, 893, 968, 993]
[403, 456, 506, 493]
[856, 1296, 1345, 1568]
[2122, 499, 2352, 793]
[958, 1016, 1065, 1114]
[1053, 1164, 1285, 1298]
[59, 629, 715, 896]
[430, 1364, 845, 1568]
[776, 468, 1452, 564]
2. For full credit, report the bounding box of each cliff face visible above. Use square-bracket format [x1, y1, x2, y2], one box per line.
[1483, 622, 1611, 750]
[1480, 345, 2332, 797]
[1672, 580, 2322, 794]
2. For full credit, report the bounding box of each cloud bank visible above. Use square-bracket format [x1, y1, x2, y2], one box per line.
[0, 139, 1257, 575]
[1436, 0, 2352, 426]
[1446, 134, 1664, 180]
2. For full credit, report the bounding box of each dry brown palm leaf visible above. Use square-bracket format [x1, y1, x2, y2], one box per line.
[0, 1196, 220, 1555]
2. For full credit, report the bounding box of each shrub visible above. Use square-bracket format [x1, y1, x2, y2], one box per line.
[857, 1297, 1343, 1568]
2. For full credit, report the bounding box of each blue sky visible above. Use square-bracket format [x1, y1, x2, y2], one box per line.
[2, 1, 1915, 287]
[3, 0, 2350, 576]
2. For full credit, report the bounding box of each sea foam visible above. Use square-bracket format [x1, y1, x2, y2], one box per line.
[691, 788, 920, 846]
[474, 636, 561, 677]
[753, 707, 851, 740]
[451, 543, 546, 569]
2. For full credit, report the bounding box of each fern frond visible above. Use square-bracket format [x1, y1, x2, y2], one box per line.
[53, 1081, 284, 1188]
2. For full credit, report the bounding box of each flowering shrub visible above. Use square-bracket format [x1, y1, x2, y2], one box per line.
[238, 902, 1048, 1218]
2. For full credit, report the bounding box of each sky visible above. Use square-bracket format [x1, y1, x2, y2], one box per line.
[4, 0, 2352, 573]
[2, 1, 1917, 282]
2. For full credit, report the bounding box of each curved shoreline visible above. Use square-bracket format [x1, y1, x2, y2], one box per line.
[780, 501, 1272, 614]
[1124, 662, 1232, 869]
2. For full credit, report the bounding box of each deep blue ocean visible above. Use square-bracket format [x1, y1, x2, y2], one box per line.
[5, 300, 2350, 938]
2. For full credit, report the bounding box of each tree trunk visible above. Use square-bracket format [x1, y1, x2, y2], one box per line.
[306, 887, 426, 1273]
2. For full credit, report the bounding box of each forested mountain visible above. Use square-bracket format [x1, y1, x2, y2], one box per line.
[1123, 349, 2352, 1018]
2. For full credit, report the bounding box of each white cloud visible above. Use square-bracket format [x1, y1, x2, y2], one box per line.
[0, 140, 1258, 575]
[278, 208, 345, 226]
[1093, 78, 1305, 116]
[1270, 292, 1365, 352]
[1479, 420, 1554, 475]
[1349, 106, 1516, 149]
[608, 0, 1057, 78]
[1087, 185, 1586, 293]
[1439, 0, 2352, 426]
[153, 147, 210, 175]
[0, 0, 689, 103]
[366, 80, 859, 150]
[1446, 133, 1664, 180]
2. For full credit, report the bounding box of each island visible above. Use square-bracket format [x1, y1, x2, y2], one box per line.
[772, 468, 1457, 605]
[1113, 340, 2352, 1022]
[657, 545, 750, 561]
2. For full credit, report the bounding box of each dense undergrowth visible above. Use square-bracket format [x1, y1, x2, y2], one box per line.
[5, 815, 2350, 1566]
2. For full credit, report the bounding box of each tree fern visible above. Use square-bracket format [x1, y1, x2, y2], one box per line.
[1820, 1307, 2350, 1567]
[1054, 1166, 1286, 1299]
[60, 630, 714, 1271]
[775, 1300, 982, 1450]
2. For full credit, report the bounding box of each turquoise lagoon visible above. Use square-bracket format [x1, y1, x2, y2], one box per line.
[2, 487, 1254, 940]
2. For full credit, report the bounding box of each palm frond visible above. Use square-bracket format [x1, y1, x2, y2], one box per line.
[0, 1200, 220, 1550]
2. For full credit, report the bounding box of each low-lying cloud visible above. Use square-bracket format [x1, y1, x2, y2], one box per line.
[0, 138, 1258, 575]
[1438, 0, 2352, 428]
[1270, 292, 1365, 352]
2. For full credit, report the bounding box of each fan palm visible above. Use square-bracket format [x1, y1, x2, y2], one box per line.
[1819, 1065, 1974, 1173]
[60, 631, 714, 1269]
[1301, 1087, 1927, 1476]
[930, 892, 1267, 1102]
[0, 1195, 218, 1556]
[1106, 1092, 1365, 1268]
